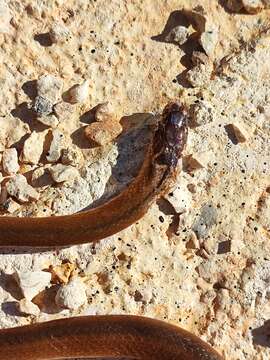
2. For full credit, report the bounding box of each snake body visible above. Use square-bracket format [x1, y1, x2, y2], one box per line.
[0, 315, 223, 359]
[0, 103, 188, 247]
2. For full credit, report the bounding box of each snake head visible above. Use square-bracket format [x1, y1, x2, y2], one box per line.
[154, 102, 188, 167]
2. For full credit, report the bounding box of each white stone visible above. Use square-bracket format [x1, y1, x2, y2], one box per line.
[17, 298, 40, 317]
[53, 101, 74, 122]
[49, 164, 80, 183]
[21, 131, 46, 164]
[46, 129, 65, 162]
[67, 80, 89, 104]
[0, 116, 30, 151]
[6, 174, 39, 203]
[49, 22, 70, 44]
[186, 63, 213, 87]
[37, 114, 59, 128]
[95, 102, 115, 122]
[2, 148, 19, 175]
[37, 74, 63, 103]
[55, 277, 87, 310]
[0, 0, 11, 34]
[165, 25, 194, 46]
[200, 29, 219, 57]
[14, 270, 51, 300]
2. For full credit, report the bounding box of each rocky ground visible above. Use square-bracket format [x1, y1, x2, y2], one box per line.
[0, 1, 269, 359]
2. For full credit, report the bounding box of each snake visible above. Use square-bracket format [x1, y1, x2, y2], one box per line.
[0, 104, 224, 359]
[0, 102, 188, 247]
[0, 315, 223, 359]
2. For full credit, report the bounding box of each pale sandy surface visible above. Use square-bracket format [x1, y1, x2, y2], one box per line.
[0, 1, 270, 359]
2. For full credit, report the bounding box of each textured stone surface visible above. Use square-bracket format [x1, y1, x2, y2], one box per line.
[0, 2, 269, 360]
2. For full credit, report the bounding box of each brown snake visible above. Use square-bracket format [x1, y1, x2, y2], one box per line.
[0, 315, 223, 359]
[0, 102, 188, 247]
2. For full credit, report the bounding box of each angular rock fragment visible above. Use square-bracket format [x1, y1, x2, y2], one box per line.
[49, 22, 70, 44]
[199, 29, 219, 57]
[165, 25, 194, 46]
[14, 270, 51, 300]
[6, 174, 39, 203]
[66, 80, 89, 104]
[17, 298, 40, 317]
[21, 131, 46, 164]
[0, 116, 30, 151]
[95, 102, 115, 122]
[85, 120, 122, 146]
[37, 74, 63, 103]
[50, 262, 76, 284]
[53, 101, 74, 122]
[49, 164, 80, 183]
[46, 129, 65, 162]
[55, 277, 87, 310]
[225, 122, 250, 144]
[32, 96, 53, 116]
[37, 114, 59, 128]
[242, 0, 264, 13]
[2, 148, 19, 175]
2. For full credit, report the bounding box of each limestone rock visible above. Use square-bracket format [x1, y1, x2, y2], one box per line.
[17, 298, 40, 317]
[21, 131, 46, 164]
[2, 148, 19, 175]
[37, 74, 63, 103]
[37, 114, 59, 128]
[85, 120, 122, 146]
[49, 164, 80, 183]
[199, 29, 219, 57]
[95, 102, 115, 122]
[55, 277, 87, 310]
[165, 25, 194, 46]
[49, 22, 71, 44]
[14, 270, 51, 300]
[66, 80, 89, 104]
[32, 96, 53, 116]
[46, 129, 65, 163]
[53, 101, 74, 122]
[0, 116, 30, 151]
[6, 174, 39, 203]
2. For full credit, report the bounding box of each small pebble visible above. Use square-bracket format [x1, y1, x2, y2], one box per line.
[17, 298, 40, 317]
[165, 25, 194, 46]
[2, 148, 19, 175]
[49, 22, 70, 44]
[32, 96, 53, 116]
[95, 102, 115, 122]
[55, 277, 87, 310]
[6, 174, 40, 203]
[46, 129, 65, 163]
[21, 131, 47, 164]
[199, 29, 219, 57]
[37, 114, 59, 128]
[49, 164, 80, 183]
[85, 119, 122, 146]
[53, 101, 74, 121]
[186, 62, 213, 87]
[14, 270, 51, 300]
[37, 74, 63, 103]
[66, 80, 89, 104]
[0, 116, 30, 151]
